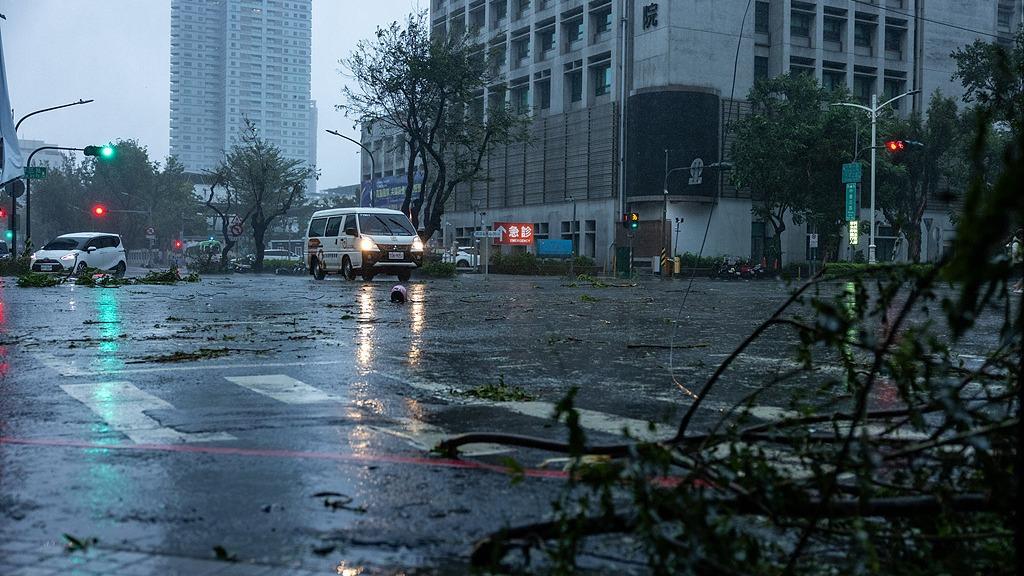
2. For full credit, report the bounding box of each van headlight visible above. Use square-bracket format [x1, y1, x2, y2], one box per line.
[60, 253, 77, 261]
[358, 237, 379, 252]
[411, 237, 424, 252]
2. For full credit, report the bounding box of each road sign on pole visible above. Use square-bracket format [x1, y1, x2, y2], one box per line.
[145, 226, 156, 240]
[845, 183, 858, 221]
[24, 166, 46, 179]
[809, 233, 818, 249]
[473, 230, 501, 238]
[841, 162, 862, 184]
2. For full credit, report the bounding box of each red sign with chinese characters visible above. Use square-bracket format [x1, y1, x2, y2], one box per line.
[493, 222, 535, 245]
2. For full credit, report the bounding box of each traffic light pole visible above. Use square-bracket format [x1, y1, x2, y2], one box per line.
[832, 89, 919, 264]
[20, 146, 85, 252]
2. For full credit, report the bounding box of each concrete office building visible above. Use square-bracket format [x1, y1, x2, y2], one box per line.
[169, 0, 316, 186]
[363, 0, 1019, 268]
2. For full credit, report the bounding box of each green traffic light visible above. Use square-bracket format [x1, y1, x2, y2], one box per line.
[100, 145, 115, 159]
[4, 230, 11, 241]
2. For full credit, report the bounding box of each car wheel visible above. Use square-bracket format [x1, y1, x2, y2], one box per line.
[396, 270, 411, 282]
[312, 258, 326, 280]
[341, 257, 356, 281]
[362, 271, 376, 282]
[457, 260, 469, 268]
[75, 261, 88, 276]
[113, 261, 126, 278]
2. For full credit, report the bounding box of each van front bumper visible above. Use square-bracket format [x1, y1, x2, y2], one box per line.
[362, 250, 422, 269]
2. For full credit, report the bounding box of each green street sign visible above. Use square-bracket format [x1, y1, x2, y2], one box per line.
[845, 183, 858, 221]
[841, 162, 862, 184]
[24, 166, 47, 179]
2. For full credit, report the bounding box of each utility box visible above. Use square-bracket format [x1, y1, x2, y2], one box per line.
[615, 246, 632, 279]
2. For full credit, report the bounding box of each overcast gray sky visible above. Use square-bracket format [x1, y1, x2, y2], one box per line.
[1, 0, 422, 191]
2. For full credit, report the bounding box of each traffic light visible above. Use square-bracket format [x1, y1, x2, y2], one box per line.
[622, 212, 640, 230]
[84, 144, 116, 160]
[884, 139, 924, 162]
[0, 207, 6, 218]
[4, 230, 11, 241]
[92, 204, 107, 217]
[173, 239, 183, 251]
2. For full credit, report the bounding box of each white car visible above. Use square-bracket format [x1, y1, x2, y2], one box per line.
[30, 233, 127, 276]
[442, 246, 479, 268]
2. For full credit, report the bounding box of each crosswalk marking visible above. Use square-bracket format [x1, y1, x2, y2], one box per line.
[59, 381, 236, 444]
[225, 374, 343, 404]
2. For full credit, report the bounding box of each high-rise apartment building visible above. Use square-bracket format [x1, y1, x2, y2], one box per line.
[170, 0, 316, 179]
[366, 0, 1020, 268]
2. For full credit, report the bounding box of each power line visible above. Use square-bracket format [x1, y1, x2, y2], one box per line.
[848, 0, 1002, 39]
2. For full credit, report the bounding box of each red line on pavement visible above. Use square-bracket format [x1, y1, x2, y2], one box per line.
[0, 436, 570, 480]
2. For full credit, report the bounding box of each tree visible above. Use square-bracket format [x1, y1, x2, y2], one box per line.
[876, 93, 961, 262]
[952, 28, 1024, 133]
[340, 11, 528, 240]
[731, 74, 855, 264]
[203, 170, 252, 270]
[217, 119, 314, 273]
[29, 154, 88, 242]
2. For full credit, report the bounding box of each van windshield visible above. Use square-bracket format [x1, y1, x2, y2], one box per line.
[358, 213, 416, 236]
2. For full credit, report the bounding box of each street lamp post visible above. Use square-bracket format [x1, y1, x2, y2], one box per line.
[832, 89, 919, 264]
[15, 99, 94, 132]
[325, 129, 375, 207]
[568, 196, 577, 279]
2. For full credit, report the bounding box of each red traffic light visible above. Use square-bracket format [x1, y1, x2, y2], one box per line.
[173, 239, 183, 250]
[92, 205, 107, 217]
[886, 140, 905, 152]
[0, 207, 6, 218]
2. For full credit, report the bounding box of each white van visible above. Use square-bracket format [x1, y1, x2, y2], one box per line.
[305, 207, 423, 281]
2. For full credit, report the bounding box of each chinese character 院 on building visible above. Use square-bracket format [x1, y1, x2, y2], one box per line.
[643, 3, 659, 30]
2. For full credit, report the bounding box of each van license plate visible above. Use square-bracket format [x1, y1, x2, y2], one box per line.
[41, 265, 55, 271]
[388, 251, 404, 260]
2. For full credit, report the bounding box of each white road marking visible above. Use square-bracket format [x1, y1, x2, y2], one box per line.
[43, 358, 351, 377]
[372, 370, 669, 441]
[59, 381, 235, 444]
[364, 418, 512, 457]
[225, 374, 342, 404]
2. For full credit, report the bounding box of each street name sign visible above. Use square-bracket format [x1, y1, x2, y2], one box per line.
[841, 162, 862, 184]
[845, 183, 858, 221]
[24, 166, 46, 179]
[473, 230, 502, 238]
[849, 221, 859, 246]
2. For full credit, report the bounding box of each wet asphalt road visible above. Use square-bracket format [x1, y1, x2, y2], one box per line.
[0, 270, 998, 573]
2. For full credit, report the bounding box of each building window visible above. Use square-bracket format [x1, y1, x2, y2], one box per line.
[539, 27, 555, 57]
[754, 55, 769, 80]
[511, 83, 530, 113]
[823, 69, 845, 91]
[854, 22, 873, 49]
[591, 60, 611, 96]
[790, 11, 811, 38]
[515, 0, 531, 20]
[561, 220, 580, 249]
[513, 37, 530, 66]
[490, 0, 507, 29]
[563, 18, 583, 51]
[755, 1, 769, 34]
[884, 78, 905, 109]
[535, 78, 551, 109]
[854, 75, 874, 104]
[823, 17, 843, 44]
[592, 5, 612, 41]
[584, 219, 596, 258]
[567, 69, 583, 103]
[533, 222, 550, 240]
[884, 27, 904, 56]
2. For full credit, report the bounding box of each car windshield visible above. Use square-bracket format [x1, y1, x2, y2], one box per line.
[359, 213, 416, 236]
[42, 237, 87, 250]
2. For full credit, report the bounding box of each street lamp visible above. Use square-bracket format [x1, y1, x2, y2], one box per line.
[325, 129, 375, 207]
[832, 89, 920, 264]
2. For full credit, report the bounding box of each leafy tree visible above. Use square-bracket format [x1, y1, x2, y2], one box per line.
[203, 170, 251, 270]
[952, 28, 1023, 133]
[217, 119, 314, 272]
[31, 140, 197, 251]
[876, 93, 962, 262]
[340, 11, 528, 239]
[731, 74, 856, 263]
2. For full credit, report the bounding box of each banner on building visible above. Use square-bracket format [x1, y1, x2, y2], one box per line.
[360, 173, 425, 211]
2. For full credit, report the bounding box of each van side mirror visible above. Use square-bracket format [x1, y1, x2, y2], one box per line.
[86, 246, 97, 253]
[344, 227, 358, 237]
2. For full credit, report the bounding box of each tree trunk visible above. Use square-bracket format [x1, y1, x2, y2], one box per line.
[252, 222, 266, 273]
